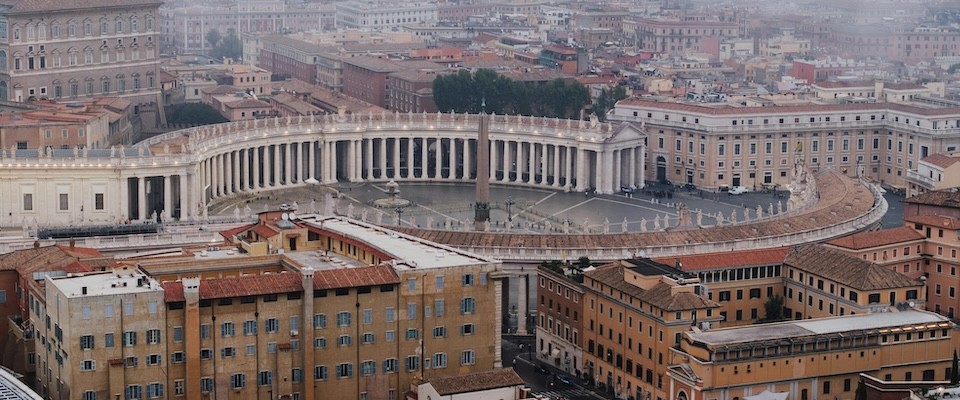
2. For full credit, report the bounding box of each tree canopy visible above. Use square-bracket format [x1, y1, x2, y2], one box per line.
[593, 86, 628, 122]
[433, 69, 590, 119]
[206, 28, 242, 62]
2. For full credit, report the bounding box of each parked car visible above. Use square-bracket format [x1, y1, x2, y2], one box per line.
[555, 373, 573, 385]
[279, 203, 293, 210]
[535, 364, 551, 375]
[621, 186, 635, 194]
[728, 186, 749, 195]
[682, 183, 696, 190]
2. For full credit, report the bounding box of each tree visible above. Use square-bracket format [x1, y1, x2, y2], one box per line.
[593, 85, 628, 122]
[166, 103, 228, 126]
[210, 28, 242, 62]
[205, 29, 222, 50]
[432, 70, 591, 118]
[762, 295, 785, 322]
[949, 63, 960, 74]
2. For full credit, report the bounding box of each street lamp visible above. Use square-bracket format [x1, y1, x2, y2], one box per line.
[505, 198, 515, 222]
[394, 207, 404, 227]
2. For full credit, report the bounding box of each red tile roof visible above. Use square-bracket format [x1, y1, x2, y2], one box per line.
[615, 97, 960, 117]
[252, 225, 280, 238]
[784, 245, 920, 291]
[904, 214, 960, 230]
[826, 226, 925, 250]
[921, 154, 960, 169]
[220, 223, 257, 239]
[585, 262, 718, 311]
[313, 265, 400, 290]
[163, 272, 302, 302]
[654, 247, 790, 271]
[428, 368, 524, 396]
[904, 190, 960, 207]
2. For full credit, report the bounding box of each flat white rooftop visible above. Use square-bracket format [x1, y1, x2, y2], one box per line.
[0, 366, 41, 400]
[301, 215, 493, 270]
[689, 309, 950, 346]
[49, 267, 162, 298]
[284, 248, 370, 270]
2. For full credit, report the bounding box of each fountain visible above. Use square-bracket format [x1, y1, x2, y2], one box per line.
[373, 180, 412, 209]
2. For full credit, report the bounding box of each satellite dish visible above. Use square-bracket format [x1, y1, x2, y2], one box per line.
[281, 213, 289, 221]
[289, 212, 297, 220]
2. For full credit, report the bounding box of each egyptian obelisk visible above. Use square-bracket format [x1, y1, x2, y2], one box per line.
[474, 108, 490, 231]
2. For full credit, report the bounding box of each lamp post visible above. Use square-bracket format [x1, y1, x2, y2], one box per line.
[505, 198, 515, 222]
[394, 207, 403, 226]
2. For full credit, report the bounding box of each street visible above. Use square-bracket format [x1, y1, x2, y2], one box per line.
[504, 335, 613, 400]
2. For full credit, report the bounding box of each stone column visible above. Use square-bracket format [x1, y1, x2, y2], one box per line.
[449, 138, 458, 179]
[595, 151, 605, 194]
[328, 141, 338, 183]
[516, 142, 525, 183]
[179, 174, 190, 221]
[613, 149, 621, 190]
[365, 139, 374, 180]
[346, 140, 355, 182]
[272, 145, 281, 187]
[435, 138, 444, 179]
[490, 140, 498, 182]
[295, 142, 303, 183]
[377, 138, 387, 179]
[576, 148, 586, 191]
[528, 142, 536, 184]
[406, 137, 414, 179]
[252, 146, 261, 190]
[627, 147, 636, 188]
[354, 139, 363, 182]
[285, 142, 293, 185]
[212, 155, 221, 197]
[639, 145, 646, 189]
[392, 138, 401, 179]
[420, 138, 428, 180]
[308, 141, 316, 181]
[564, 146, 572, 189]
[238, 149, 247, 192]
[553, 144, 561, 187]
[137, 176, 147, 221]
[463, 139, 472, 180]
[163, 175, 172, 220]
[233, 150, 241, 193]
[516, 274, 528, 335]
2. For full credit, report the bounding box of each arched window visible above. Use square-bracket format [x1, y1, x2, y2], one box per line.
[0, 50, 7, 70]
[0, 81, 8, 101]
[678, 391, 689, 400]
[131, 18, 139, 33]
[51, 23, 60, 38]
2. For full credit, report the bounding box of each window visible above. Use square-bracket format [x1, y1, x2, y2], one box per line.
[461, 350, 476, 365]
[314, 365, 328, 380]
[125, 385, 142, 400]
[338, 335, 352, 347]
[23, 194, 32, 211]
[336, 363, 353, 378]
[230, 374, 245, 389]
[406, 356, 420, 371]
[58, 193, 69, 211]
[200, 324, 210, 339]
[200, 349, 212, 360]
[460, 297, 476, 314]
[361, 360, 376, 376]
[405, 328, 419, 340]
[221, 347, 236, 358]
[170, 352, 184, 364]
[336, 312, 351, 327]
[461, 323, 475, 335]
[314, 337, 327, 348]
[80, 335, 95, 350]
[83, 392, 97, 400]
[385, 307, 395, 323]
[433, 326, 447, 338]
[200, 378, 213, 393]
[432, 353, 448, 368]
[314, 314, 327, 329]
[243, 320, 257, 335]
[146, 354, 161, 365]
[80, 359, 96, 371]
[265, 318, 279, 333]
[257, 371, 273, 386]
[122, 331, 137, 346]
[435, 299, 445, 317]
[292, 368, 302, 383]
[147, 329, 160, 344]
[361, 332, 375, 344]
[462, 274, 474, 286]
[436, 276, 444, 289]
[363, 309, 372, 325]
[174, 380, 184, 396]
[104, 333, 114, 348]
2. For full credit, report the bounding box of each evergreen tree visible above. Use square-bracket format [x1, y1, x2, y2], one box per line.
[952, 350, 959, 385]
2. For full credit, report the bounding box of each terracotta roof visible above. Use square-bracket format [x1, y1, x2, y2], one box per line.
[784, 245, 920, 291]
[219, 223, 257, 239]
[585, 262, 718, 311]
[0, 0, 162, 14]
[0, 245, 101, 273]
[884, 82, 926, 91]
[813, 80, 875, 89]
[428, 368, 524, 396]
[201, 85, 240, 95]
[163, 271, 302, 302]
[252, 225, 280, 238]
[224, 99, 271, 109]
[826, 226, 925, 250]
[904, 190, 960, 207]
[904, 214, 960, 230]
[921, 154, 960, 169]
[313, 265, 400, 290]
[655, 248, 790, 271]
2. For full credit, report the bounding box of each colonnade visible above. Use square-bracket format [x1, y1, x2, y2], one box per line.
[196, 136, 647, 206]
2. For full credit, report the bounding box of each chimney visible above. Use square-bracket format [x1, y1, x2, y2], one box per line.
[69, 237, 75, 249]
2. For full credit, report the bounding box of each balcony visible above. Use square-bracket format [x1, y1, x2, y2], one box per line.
[905, 169, 937, 190]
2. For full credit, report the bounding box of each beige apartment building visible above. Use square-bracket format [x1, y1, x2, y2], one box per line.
[0, 0, 163, 121]
[31, 213, 503, 400]
[610, 97, 960, 190]
[668, 310, 960, 400]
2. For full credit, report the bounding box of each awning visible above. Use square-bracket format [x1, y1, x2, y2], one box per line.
[745, 391, 788, 400]
[551, 349, 561, 358]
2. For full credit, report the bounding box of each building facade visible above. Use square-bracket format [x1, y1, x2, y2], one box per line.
[0, 0, 163, 126]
